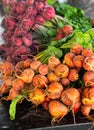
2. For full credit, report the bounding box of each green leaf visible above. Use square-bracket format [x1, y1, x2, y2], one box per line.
[47, 29, 56, 37]
[86, 28, 94, 38]
[86, 28, 94, 49]
[47, 0, 55, 5]
[9, 95, 24, 120]
[45, 46, 62, 58]
[50, 41, 58, 46]
[44, 21, 53, 27]
[54, 48, 63, 58]
[57, 21, 65, 28]
[60, 31, 92, 49]
[37, 26, 48, 37]
[53, 2, 91, 32]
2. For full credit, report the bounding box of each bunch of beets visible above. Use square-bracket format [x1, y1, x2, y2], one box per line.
[1, 44, 94, 123]
[0, 0, 55, 64]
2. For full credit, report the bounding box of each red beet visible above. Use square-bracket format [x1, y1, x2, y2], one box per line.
[22, 18, 34, 30]
[42, 6, 55, 20]
[17, 45, 31, 54]
[14, 27, 27, 37]
[36, 0, 46, 2]
[35, 15, 45, 25]
[26, 0, 34, 6]
[35, 1, 45, 11]
[3, 0, 18, 12]
[4, 17, 16, 31]
[10, 2, 17, 13]
[12, 45, 31, 57]
[1, 0, 56, 65]
[15, 38, 23, 46]
[22, 36, 32, 47]
[16, 1, 26, 14]
[26, 6, 37, 17]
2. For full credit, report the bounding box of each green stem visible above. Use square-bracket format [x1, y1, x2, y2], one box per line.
[35, 50, 45, 57]
[60, 43, 72, 48]
[42, 58, 48, 64]
[55, 15, 75, 27]
[35, 52, 45, 59]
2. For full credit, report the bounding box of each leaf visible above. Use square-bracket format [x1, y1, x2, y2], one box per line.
[9, 95, 24, 120]
[37, 26, 48, 37]
[53, 2, 91, 32]
[60, 31, 92, 49]
[47, 29, 56, 37]
[47, 0, 55, 5]
[50, 41, 58, 46]
[86, 28, 94, 49]
[86, 28, 94, 38]
[57, 21, 65, 28]
[54, 48, 63, 58]
[45, 46, 62, 58]
[44, 21, 53, 27]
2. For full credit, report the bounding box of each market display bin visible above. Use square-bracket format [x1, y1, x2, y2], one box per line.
[0, 101, 94, 130]
[29, 123, 93, 130]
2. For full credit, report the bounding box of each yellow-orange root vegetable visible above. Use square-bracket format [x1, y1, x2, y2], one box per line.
[47, 82, 63, 99]
[12, 78, 25, 91]
[29, 88, 45, 105]
[54, 64, 69, 78]
[49, 100, 68, 124]
[16, 68, 35, 83]
[47, 72, 59, 83]
[32, 74, 48, 88]
[0, 62, 14, 76]
[61, 88, 80, 109]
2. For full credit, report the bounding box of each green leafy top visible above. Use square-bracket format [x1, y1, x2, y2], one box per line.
[60, 30, 93, 50]
[47, 0, 55, 5]
[35, 45, 63, 64]
[52, 2, 92, 32]
[86, 28, 94, 49]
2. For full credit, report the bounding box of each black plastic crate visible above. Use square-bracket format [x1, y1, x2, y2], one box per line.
[0, 101, 94, 130]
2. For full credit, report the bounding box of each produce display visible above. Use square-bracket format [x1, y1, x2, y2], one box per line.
[0, 0, 94, 128]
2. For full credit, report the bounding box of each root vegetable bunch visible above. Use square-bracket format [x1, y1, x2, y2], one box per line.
[0, 44, 94, 124]
[0, 0, 55, 64]
[63, 43, 94, 123]
[0, 56, 80, 123]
